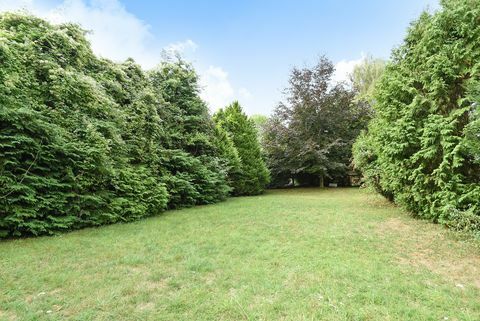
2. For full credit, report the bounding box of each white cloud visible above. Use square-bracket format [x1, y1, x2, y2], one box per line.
[0, 0, 161, 69]
[164, 39, 198, 55]
[198, 67, 253, 111]
[332, 56, 364, 84]
[199, 66, 235, 110]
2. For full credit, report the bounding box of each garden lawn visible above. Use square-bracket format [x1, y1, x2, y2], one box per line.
[1, 188, 479, 321]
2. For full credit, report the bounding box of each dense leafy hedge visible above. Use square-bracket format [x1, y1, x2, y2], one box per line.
[353, 0, 480, 233]
[0, 13, 261, 237]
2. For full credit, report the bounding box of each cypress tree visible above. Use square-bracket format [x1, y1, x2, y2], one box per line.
[148, 60, 231, 208]
[214, 102, 270, 195]
[353, 0, 480, 232]
[0, 14, 231, 237]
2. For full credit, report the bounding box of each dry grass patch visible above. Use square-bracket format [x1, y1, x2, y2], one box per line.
[0, 310, 18, 321]
[136, 302, 155, 311]
[377, 217, 480, 288]
[375, 217, 412, 235]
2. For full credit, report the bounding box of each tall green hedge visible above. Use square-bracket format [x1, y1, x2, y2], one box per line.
[353, 0, 480, 233]
[0, 13, 232, 237]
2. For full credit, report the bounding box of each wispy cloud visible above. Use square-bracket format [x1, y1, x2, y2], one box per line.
[164, 39, 198, 55]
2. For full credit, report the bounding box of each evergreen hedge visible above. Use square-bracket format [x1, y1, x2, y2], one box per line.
[0, 13, 239, 237]
[353, 0, 480, 233]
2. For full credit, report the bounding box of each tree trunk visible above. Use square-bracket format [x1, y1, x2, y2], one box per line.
[319, 175, 324, 188]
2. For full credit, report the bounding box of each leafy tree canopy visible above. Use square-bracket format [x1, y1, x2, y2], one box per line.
[263, 56, 369, 187]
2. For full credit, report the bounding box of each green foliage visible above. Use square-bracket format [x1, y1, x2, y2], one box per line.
[148, 61, 231, 208]
[0, 13, 230, 237]
[214, 102, 270, 195]
[350, 55, 386, 107]
[353, 0, 480, 231]
[213, 124, 243, 188]
[250, 114, 268, 141]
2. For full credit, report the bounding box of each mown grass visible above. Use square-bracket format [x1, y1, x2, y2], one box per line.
[1, 188, 479, 321]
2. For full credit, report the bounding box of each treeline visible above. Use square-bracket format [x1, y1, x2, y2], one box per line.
[0, 13, 268, 237]
[353, 0, 480, 233]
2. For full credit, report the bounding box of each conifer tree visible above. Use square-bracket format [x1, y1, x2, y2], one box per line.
[214, 102, 270, 195]
[353, 0, 480, 231]
[0, 14, 231, 237]
[148, 59, 231, 208]
[213, 124, 243, 189]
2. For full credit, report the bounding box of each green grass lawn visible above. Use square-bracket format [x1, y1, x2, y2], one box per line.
[1, 188, 479, 321]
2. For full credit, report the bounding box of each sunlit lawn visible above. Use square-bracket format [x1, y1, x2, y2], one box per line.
[1, 188, 479, 320]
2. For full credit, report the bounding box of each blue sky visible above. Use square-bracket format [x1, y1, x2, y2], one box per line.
[1, 0, 439, 115]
